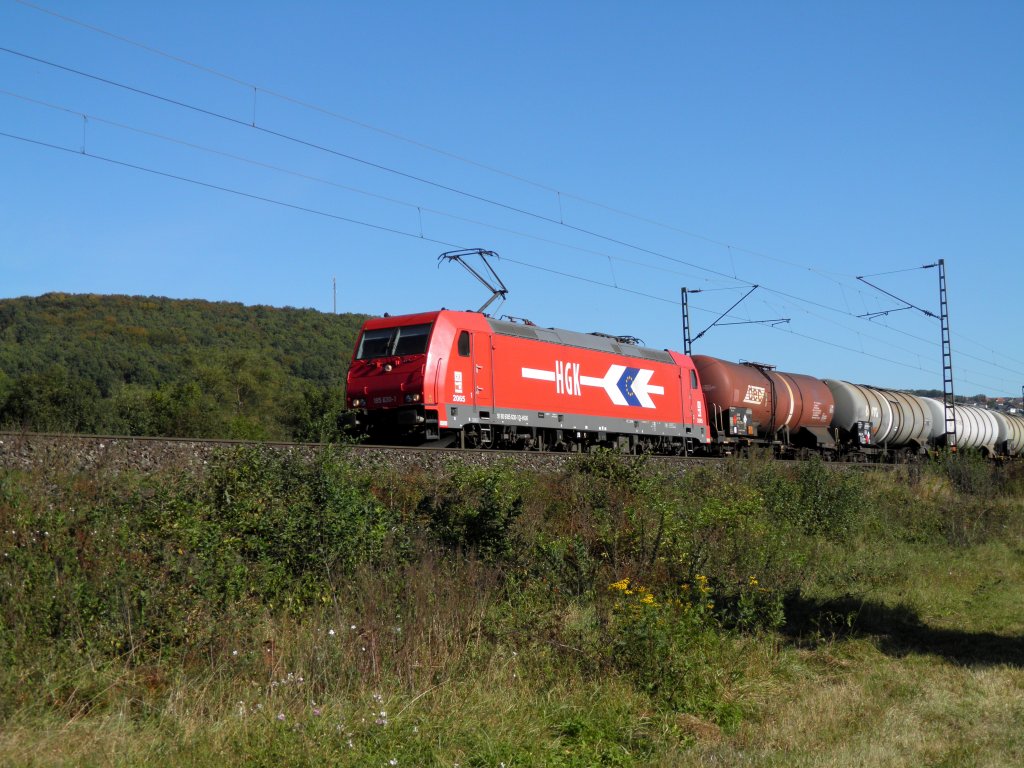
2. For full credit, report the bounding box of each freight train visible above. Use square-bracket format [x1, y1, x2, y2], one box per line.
[345, 309, 1024, 459]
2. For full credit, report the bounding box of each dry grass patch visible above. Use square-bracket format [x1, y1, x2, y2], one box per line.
[680, 643, 1024, 768]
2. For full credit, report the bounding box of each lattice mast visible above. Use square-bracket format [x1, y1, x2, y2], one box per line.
[938, 259, 957, 450]
[681, 287, 693, 356]
[856, 261, 958, 452]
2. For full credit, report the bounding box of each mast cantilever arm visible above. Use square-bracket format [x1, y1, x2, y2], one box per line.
[692, 285, 759, 343]
[716, 318, 790, 327]
[855, 275, 937, 319]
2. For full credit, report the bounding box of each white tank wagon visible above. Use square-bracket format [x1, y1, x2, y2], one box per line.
[825, 380, 933, 453]
[886, 391, 934, 447]
[825, 380, 892, 444]
[1006, 413, 1024, 456]
[991, 411, 1024, 457]
[922, 398, 1001, 454]
[922, 398, 947, 443]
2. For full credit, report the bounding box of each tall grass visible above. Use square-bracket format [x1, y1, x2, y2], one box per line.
[1, 449, 1021, 765]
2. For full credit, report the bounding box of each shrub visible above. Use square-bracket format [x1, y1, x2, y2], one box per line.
[0, 446, 407, 670]
[187, 447, 403, 609]
[769, 458, 862, 539]
[417, 462, 524, 562]
[543, 452, 684, 587]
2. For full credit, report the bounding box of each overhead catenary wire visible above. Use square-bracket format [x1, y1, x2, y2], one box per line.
[3, 126, 1021, 398]
[0, 49, 980, 326]
[0, 127, 781, 326]
[0, 45, 750, 288]
[7, 0, 858, 284]
[759, 284, 1024, 379]
[0, 88, 738, 291]
[0, 126, 704, 314]
[0, 48, 1006, 345]
[853, 263, 1024, 370]
[500, 259, 955, 382]
[0, 130, 463, 249]
[857, 264, 937, 279]
[2, 30, 1020, 391]
[10, 4, 1023, 375]
[0, 119, 1009, 391]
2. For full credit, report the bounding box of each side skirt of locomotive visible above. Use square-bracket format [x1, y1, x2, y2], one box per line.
[355, 403, 708, 454]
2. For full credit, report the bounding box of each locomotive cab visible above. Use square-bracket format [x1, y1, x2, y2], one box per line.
[346, 312, 439, 442]
[346, 310, 495, 444]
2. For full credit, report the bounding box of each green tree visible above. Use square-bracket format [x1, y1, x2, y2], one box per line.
[0, 293, 368, 438]
[0, 366, 100, 432]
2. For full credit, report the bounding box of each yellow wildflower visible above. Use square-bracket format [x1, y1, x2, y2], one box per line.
[694, 574, 711, 595]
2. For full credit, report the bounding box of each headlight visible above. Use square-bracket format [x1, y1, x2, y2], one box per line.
[404, 393, 422, 403]
[350, 398, 364, 407]
[383, 363, 393, 372]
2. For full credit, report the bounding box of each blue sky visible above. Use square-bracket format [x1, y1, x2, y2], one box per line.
[1, 1, 1022, 396]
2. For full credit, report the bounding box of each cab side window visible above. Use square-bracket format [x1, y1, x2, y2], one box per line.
[457, 331, 471, 357]
[690, 370, 698, 389]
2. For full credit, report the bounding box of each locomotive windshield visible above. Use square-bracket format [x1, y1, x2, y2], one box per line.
[356, 323, 433, 359]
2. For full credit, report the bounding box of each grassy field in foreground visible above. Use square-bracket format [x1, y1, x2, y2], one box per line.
[1, 449, 1021, 766]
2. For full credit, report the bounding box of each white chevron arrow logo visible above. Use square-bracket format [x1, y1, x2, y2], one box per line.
[522, 363, 664, 409]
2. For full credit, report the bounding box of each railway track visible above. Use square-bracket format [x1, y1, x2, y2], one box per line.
[0, 430, 892, 477]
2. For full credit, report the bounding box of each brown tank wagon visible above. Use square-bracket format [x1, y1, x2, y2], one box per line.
[692, 355, 836, 452]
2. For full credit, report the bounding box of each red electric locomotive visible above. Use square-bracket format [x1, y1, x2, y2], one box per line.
[346, 310, 709, 453]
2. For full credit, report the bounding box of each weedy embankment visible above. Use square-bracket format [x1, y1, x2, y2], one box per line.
[1, 449, 1021, 766]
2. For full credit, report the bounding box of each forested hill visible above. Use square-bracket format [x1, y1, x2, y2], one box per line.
[0, 293, 369, 440]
